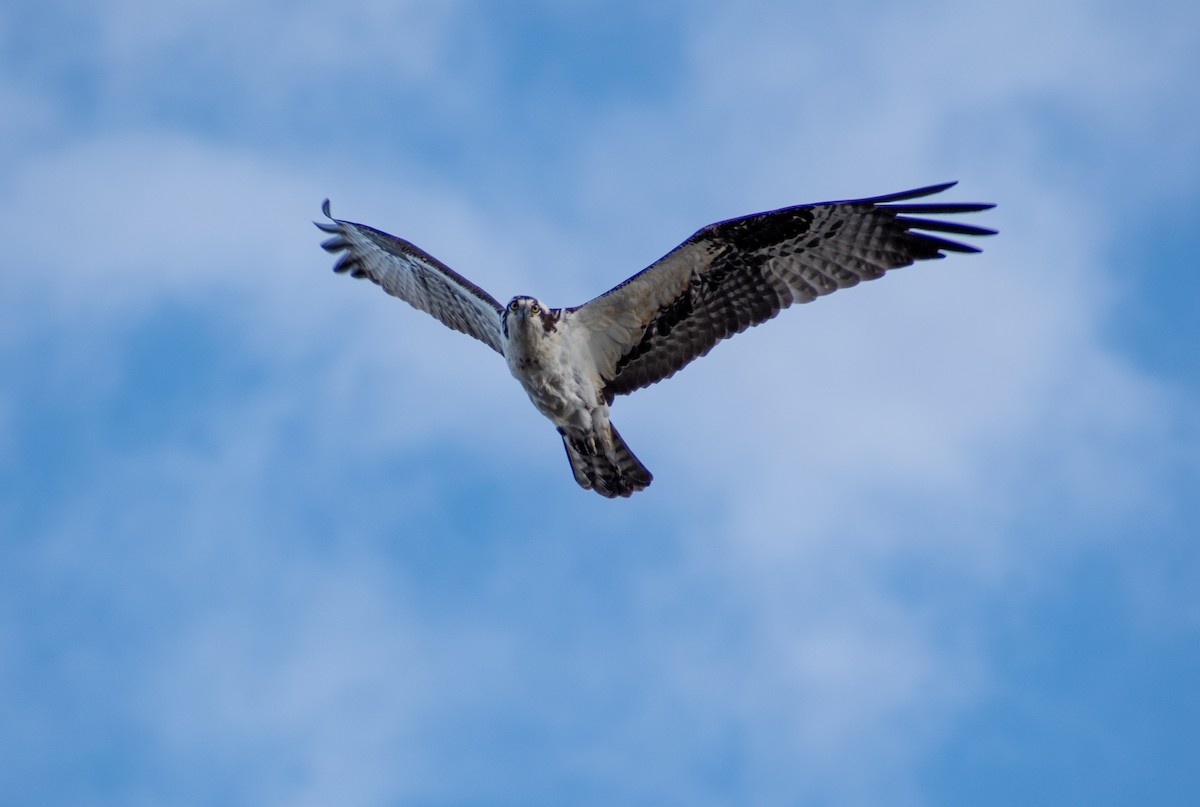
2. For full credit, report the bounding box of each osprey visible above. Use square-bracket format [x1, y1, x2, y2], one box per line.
[317, 182, 994, 498]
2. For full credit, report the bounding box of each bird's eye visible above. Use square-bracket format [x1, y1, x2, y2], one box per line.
[510, 301, 520, 312]
[531, 303, 540, 314]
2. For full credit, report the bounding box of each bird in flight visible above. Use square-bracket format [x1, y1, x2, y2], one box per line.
[317, 182, 994, 498]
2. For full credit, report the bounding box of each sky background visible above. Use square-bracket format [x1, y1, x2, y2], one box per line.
[2, 1, 1198, 805]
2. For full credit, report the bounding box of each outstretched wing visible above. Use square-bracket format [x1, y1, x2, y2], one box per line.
[316, 201, 505, 354]
[571, 182, 995, 398]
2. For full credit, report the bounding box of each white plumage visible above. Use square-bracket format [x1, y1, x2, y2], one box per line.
[317, 182, 994, 497]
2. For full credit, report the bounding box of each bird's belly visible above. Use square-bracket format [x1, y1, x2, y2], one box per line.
[515, 365, 599, 431]
[521, 370, 580, 419]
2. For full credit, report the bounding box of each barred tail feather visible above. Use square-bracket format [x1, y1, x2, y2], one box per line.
[562, 424, 653, 498]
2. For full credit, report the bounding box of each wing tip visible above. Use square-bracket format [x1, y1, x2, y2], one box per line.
[877, 184, 997, 251]
[314, 199, 341, 233]
[864, 181, 958, 205]
[865, 181, 995, 213]
[909, 232, 987, 256]
[895, 215, 999, 238]
[320, 235, 348, 253]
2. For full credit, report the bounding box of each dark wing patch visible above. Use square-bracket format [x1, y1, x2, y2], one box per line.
[316, 201, 505, 354]
[574, 182, 995, 398]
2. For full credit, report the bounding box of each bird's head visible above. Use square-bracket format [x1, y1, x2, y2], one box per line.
[502, 295, 559, 338]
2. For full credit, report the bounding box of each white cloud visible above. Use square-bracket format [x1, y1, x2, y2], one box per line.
[89, 0, 472, 113]
[142, 561, 471, 807]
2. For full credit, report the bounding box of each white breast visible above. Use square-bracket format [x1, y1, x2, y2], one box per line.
[505, 310, 605, 431]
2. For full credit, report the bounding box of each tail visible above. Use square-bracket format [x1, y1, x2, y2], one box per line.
[562, 423, 652, 498]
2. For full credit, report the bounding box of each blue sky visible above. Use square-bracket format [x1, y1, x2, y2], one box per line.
[2, 0, 1198, 805]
